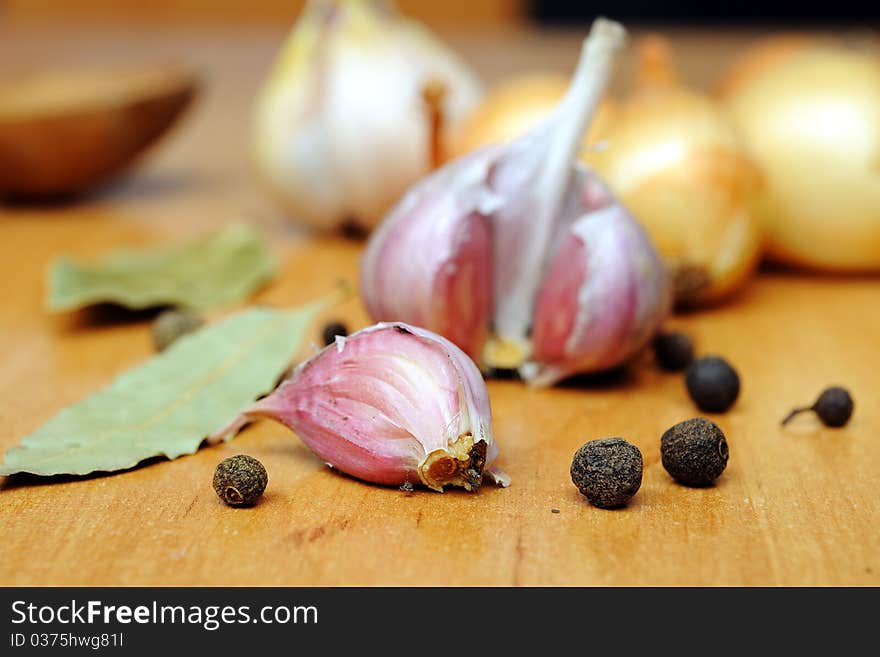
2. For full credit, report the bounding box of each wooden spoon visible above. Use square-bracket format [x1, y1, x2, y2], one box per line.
[0, 64, 198, 199]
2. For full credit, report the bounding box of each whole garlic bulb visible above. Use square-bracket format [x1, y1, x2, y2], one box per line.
[720, 42, 880, 271]
[362, 19, 671, 386]
[252, 0, 483, 232]
[585, 37, 764, 305]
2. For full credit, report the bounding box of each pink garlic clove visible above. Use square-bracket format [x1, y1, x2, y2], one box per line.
[212, 322, 507, 491]
[361, 19, 670, 385]
[361, 151, 500, 360]
[530, 181, 671, 385]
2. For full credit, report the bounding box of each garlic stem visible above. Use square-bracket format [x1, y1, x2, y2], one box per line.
[494, 18, 626, 345]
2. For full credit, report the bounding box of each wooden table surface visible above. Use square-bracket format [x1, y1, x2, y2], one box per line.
[0, 19, 878, 586]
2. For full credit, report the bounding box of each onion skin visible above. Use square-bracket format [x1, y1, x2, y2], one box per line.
[714, 34, 827, 97]
[721, 44, 880, 271]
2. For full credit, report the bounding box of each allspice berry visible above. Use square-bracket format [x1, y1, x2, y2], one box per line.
[152, 309, 203, 352]
[570, 438, 643, 509]
[685, 356, 740, 413]
[661, 418, 729, 487]
[653, 331, 694, 371]
[213, 455, 268, 507]
[782, 386, 854, 428]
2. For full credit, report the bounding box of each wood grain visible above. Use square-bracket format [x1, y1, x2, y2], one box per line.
[0, 21, 877, 586]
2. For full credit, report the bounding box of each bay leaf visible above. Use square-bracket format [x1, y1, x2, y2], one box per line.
[0, 303, 324, 477]
[47, 223, 277, 312]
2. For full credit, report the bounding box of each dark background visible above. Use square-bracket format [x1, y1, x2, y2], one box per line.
[531, 0, 880, 23]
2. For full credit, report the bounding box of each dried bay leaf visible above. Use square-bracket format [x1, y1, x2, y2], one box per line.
[0, 303, 324, 477]
[47, 223, 277, 312]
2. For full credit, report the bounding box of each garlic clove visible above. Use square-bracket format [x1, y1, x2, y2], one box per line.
[252, 0, 483, 232]
[213, 322, 505, 492]
[530, 180, 671, 385]
[360, 150, 501, 360]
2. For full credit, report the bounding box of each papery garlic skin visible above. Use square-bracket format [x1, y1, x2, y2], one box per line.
[212, 322, 505, 492]
[252, 0, 483, 232]
[362, 19, 671, 385]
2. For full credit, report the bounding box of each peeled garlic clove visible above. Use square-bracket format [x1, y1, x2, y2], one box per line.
[530, 183, 671, 385]
[213, 322, 506, 492]
[252, 0, 483, 232]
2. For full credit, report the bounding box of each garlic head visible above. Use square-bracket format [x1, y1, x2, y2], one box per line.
[252, 0, 483, 232]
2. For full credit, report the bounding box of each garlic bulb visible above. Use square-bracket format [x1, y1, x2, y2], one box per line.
[362, 19, 671, 386]
[584, 37, 764, 305]
[252, 0, 483, 232]
[211, 322, 507, 492]
[720, 41, 880, 271]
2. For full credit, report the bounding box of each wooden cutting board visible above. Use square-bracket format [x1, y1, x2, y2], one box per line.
[0, 20, 877, 586]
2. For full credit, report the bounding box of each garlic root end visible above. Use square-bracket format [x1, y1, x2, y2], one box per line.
[418, 433, 488, 492]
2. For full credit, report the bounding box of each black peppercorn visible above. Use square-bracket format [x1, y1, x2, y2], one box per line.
[685, 356, 740, 413]
[661, 417, 729, 487]
[570, 438, 643, 509]
[213, 455, 268, 507]
[653, 331, 694, 371]
[152, 309, 203, 352]
[321, 321, 348, 346]
[782, 386, 854, 428]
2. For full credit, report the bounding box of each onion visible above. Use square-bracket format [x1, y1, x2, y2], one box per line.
[720, 40, 880, 271]
[584, 37, 764, 305]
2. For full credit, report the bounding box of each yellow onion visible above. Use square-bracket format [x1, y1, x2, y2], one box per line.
[583, 37, 764, 305]
[448, 73, 615, 162]
[720, 40, 880, 271]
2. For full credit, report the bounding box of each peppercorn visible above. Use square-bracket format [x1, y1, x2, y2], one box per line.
[570, 438, 643, 509]
[782, 386, 854, 428]
[152, 309, 203, 352]
[685, 356, 740, 413]
[213, 455, 268, 507]
[321, 321, 349, 346]
[661, 417, 729, 487]
[653, 331, 694, 371]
